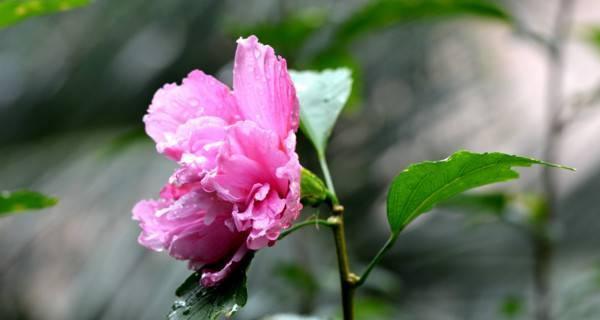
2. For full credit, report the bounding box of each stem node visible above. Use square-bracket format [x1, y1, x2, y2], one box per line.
[333, 204, 344, 215]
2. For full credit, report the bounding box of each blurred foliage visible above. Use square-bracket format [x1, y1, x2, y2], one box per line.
[585, 26, 600, 54]
[98, 0, 515, 155]
[0, 190, 57, 215]
[442, 192, 551, 226]
[275, 262, 319, 296]
[499, 295, 524, 319]
[516, 193, 549, 226]
[332, 0, 511, 47]
[352, 298, 396, 320]
[595, 264, 600, 287]
[100, 127, 148, 158]
[228, 9, 327, 63]
[313, 0, 512, 103]
[359, 267, 404, 297]
[0, 0, 227, 146]
[226, 0, 510, 113]
[0, 0, 90, 28]
[441, 192, 510, 215]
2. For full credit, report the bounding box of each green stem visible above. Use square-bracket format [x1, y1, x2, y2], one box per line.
[329, 211, 358, 320]
[278, 218, 336, 240]
[318, 153, 339, 205]
[317, 154, 355, 319]
[355, 234, 398, 287]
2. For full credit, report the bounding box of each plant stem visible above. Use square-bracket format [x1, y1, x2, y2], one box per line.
[278, 218, 336, 240]
[329, 210, 358, 320]
[318, 155, 356, 319]
[355, 234, 398, 287]
[537, 1, 576, 319]
[318, 153, 339, 205]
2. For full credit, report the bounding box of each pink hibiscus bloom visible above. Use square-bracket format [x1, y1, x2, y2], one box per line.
[132, 35, 302, 286]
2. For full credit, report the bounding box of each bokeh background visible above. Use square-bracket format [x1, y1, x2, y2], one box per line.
[1, 0, 600, 319]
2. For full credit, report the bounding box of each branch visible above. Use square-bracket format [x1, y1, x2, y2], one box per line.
[278, 218, 336, 240]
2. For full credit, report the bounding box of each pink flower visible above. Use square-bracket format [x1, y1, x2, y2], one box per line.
[133, 36, 302, 286]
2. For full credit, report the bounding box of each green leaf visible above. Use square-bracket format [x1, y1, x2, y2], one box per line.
[386, 150, 574, 234]
[169, 255, 253, 320]
[300, 168, 329, 206]
[0, 190, 58, 216]
[290, 68, 352, 156]
[0, 0, 90, 29]
[336, 0, 511, 46]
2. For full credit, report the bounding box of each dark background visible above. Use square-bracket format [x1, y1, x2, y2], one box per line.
[1, 0, 600, 319]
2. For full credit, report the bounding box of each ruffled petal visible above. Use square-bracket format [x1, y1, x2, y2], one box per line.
[202, 121, 302, 251]
[236, 185, 287, 250]
[169, 214, 244, 265]
[233, 36, 299, 139]
[203, 121, 289, 203]
[132, 188, 242, 265]
[200, 244, 249, 287]
[276, 132, 303, 228]
[132, 199, 171, 251]
[144, 70, 240, 160]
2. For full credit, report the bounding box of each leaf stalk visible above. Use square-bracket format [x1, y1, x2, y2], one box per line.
[318, 152, 339, 205]
[278, 218, 336, 240]
[354, 233, 398, 287]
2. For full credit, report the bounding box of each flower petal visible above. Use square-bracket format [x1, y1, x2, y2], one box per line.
[235, 186, 287, 250]
[132, 188, 242, 265]
[203, 121, 289, 203]
[276, 132, 303, 228]
[202, 121, 302, 251]
[233, 35, 299, 139]
[144, 70, 240, 160]
[200, 244, 249, 287]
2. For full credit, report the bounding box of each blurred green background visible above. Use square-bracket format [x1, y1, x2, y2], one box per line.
[1, 0, 600, 319]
